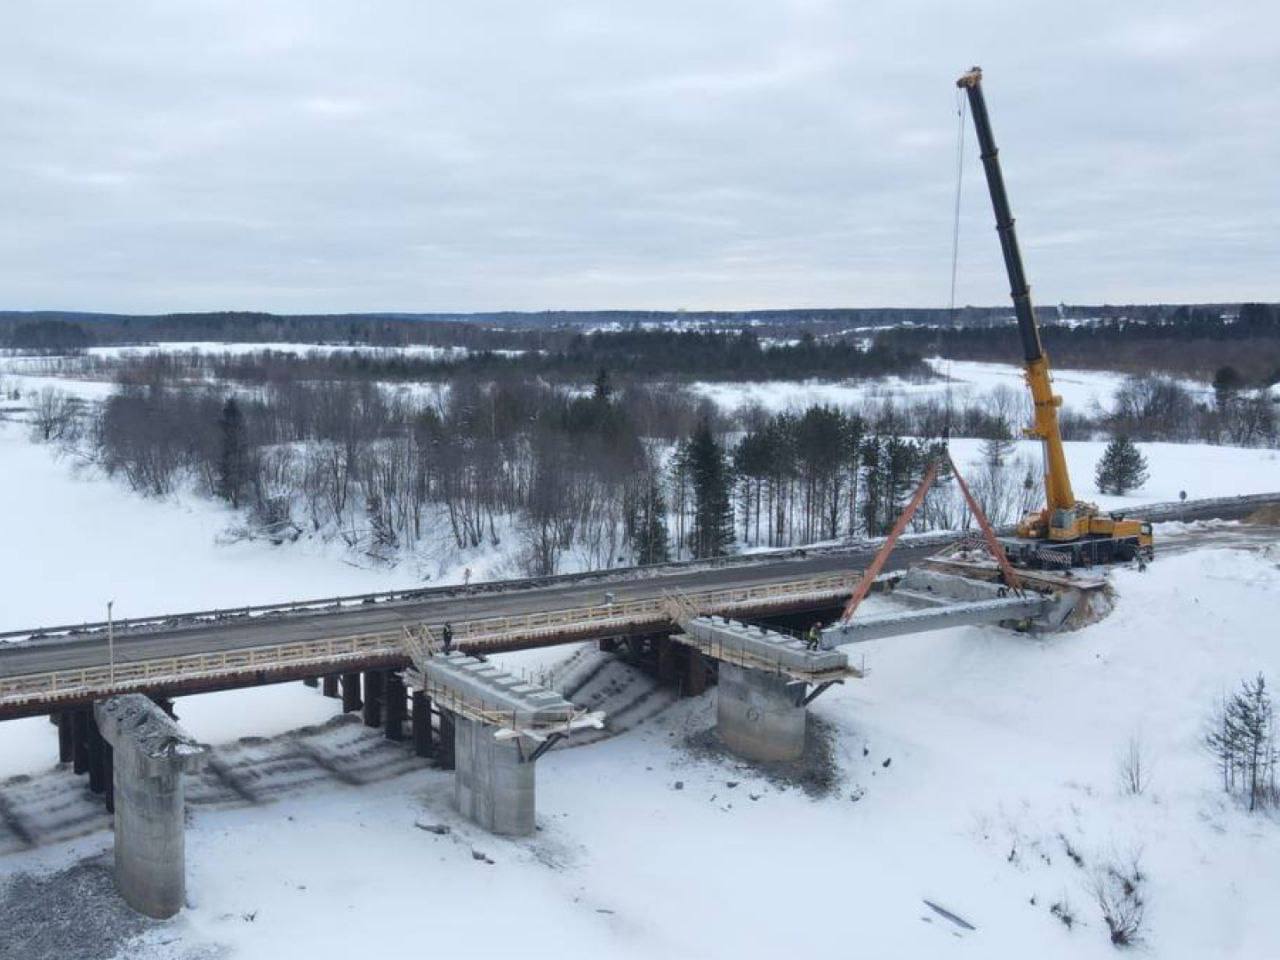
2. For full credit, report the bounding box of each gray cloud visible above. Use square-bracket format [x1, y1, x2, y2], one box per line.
[0, 0, 1275, 312]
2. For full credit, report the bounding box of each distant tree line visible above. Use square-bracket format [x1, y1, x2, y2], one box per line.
[61, 329, 930, 384]
[878, 303, 1280, 383]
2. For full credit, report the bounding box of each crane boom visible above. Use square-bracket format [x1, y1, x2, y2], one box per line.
[957, 66, 1075, 514]
[952, 67, 1153, 567]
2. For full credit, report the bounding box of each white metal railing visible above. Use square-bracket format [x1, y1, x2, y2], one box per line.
[0, 573, 859, 710]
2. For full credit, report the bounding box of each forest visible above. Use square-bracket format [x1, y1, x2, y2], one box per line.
[880, 303, 1280, 383]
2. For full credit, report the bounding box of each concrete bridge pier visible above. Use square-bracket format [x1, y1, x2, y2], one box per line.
[95, 695, 209, 919]
[452, 716, 536, 836]
[321, 674, 340, 699]
[716, 663, 806, 762]
[675, 617, 850, 765]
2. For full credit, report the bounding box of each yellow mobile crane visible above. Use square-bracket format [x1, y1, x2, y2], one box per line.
[956, 67, 1153, 567]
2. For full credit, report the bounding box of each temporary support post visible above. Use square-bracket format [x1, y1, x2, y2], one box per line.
[944, 450, 1023, 592]
[302, 677, 319, 689]
[842, 460, 940, 622]
[411, 692, 434, 758]
[362, 670, 384, 728]
[321, 674, 339, 699]
[341, 671, 362, 713]
[72, 708, 90, 775]
[384, 671, 406, 741]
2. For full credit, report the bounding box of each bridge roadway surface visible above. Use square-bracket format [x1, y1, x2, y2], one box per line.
[0, 542, 927, 680]
[0, 491, 1274, 704]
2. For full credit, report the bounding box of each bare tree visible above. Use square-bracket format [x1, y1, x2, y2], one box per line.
[1117, 733, 1152, 797]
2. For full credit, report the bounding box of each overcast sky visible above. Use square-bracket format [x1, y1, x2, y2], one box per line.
[1, 1, 1276, 313]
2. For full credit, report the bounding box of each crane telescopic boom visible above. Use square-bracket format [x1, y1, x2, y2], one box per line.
[952, 67, 1152, 566]
[956, 66, 1075, 515]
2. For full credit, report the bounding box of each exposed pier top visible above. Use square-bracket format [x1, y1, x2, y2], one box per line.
[95, 694, 209, 774]
[680, 616, 850, 681]
[411, 653, 602, 736]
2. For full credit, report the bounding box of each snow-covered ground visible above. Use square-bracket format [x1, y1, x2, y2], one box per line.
[3, 538, 1279, 957]
[688, 358, 1211, 416]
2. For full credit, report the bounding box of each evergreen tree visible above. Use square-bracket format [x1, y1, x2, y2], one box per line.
[1206, 674, 1277, 812]
[1095, 435, 1149, 495]
[686, 419, 734, 558]
[633, 474, 671, 565]
[217, 397, 249, 507]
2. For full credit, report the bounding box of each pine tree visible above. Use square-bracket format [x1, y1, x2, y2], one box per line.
[1094, 435, 1149, 495]
[1206, 674, 1277, 811]
[633, 475, 671, 565]
[686, 419, 734, 558]
[217, 397, 249, 507]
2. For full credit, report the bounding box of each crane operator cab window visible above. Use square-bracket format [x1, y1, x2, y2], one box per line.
[1050, 508, 1076, 533]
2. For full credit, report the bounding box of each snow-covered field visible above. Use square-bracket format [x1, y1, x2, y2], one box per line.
[688, 358, 1211, 415]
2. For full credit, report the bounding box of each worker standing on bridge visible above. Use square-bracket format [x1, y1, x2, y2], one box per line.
[442, 623, 454, 653]
[805, 623, 822, 651]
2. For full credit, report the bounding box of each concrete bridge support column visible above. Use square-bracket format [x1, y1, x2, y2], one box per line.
[384, 671, 406, 742]
[321, 675, 340, 699]
[411, 692, 434, 758]
[716, 663, 805, 763]
[362, 670, 384, 728]
[452, 716, 536, 837]
[341, 672, 362, 713]
[95, 695, 208, 920]
[302, 677, 319, 689]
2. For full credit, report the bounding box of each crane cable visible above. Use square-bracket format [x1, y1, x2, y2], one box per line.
[948, 89, 968, 325]
[943, 89, 968, 442]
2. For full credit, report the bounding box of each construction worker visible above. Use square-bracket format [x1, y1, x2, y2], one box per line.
[441, 622, 454, 653]
[805, 623, 822, 651]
